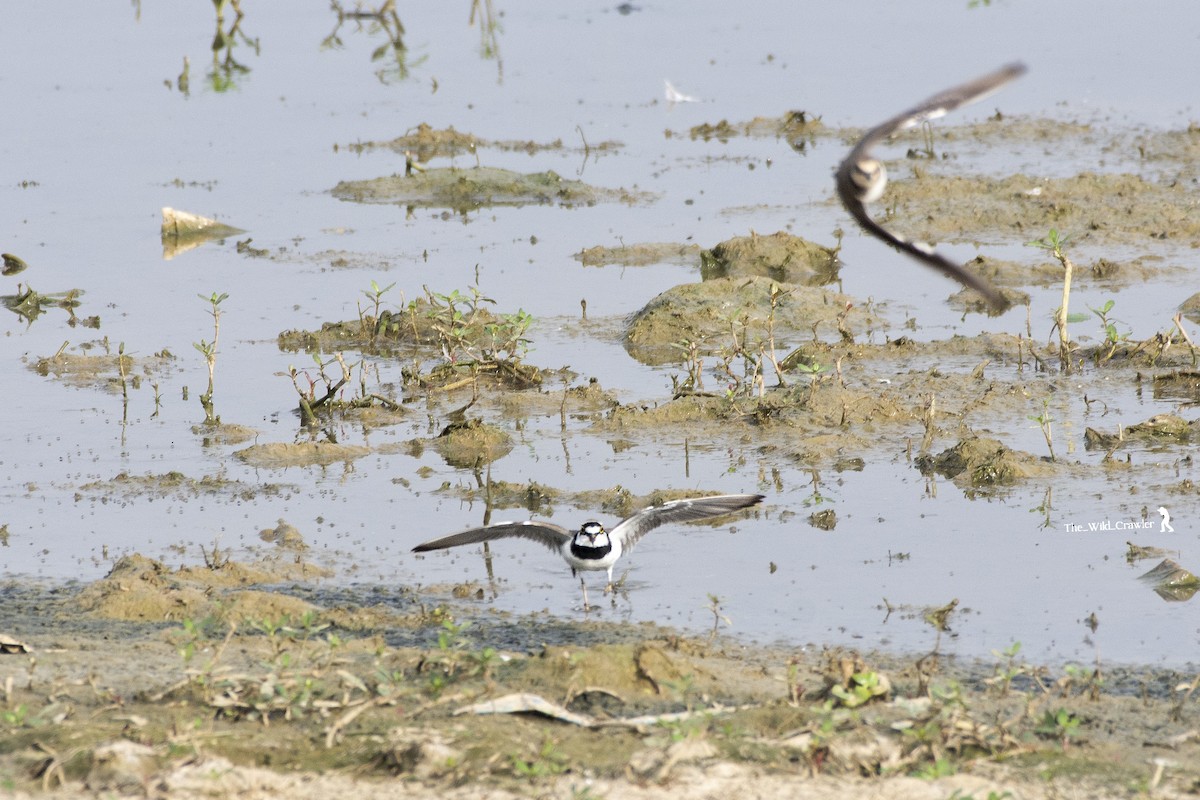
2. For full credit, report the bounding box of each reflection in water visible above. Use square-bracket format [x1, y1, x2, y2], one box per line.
[323, 1, 503, 85]
[469, 0, 503, 83]
[210, 0, 259, 93]
[326, 0, 418, 85]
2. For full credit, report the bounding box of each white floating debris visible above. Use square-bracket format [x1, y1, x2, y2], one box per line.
[664, 79, 699, 104]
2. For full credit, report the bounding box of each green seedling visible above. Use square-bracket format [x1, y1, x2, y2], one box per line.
[1026, 228, 1075, 371]
[669, 338, 705, 395]
[792, 359, 826, 406]
[830, 670, 887, 708]
[1089, 298, 1127, 363]
[509, 735, 568, 781]
[361, 279, 398, 341]
[986, 641, 1026, 697]
[1035, 708, 1081, 750]
[706, 593, 731, 644]
[1028, 398, 1055, 461]
[194, 291, 228, 425]
[763, 281, 792, 387]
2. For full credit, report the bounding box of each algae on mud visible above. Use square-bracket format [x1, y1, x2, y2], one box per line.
[331, 166, 651, 213]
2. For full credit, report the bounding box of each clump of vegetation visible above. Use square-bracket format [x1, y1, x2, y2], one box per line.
[284, 281, 540, 392]
[276, 281, 543, 426]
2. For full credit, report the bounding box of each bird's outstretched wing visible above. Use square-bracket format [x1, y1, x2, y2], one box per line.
[851, 62, 1027, 157]
[612, 493, 764, 549]
[412, 521, 572, 554]
[835, 62, 1026, 312]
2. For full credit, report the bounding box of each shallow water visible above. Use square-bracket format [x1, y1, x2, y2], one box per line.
[3, 2, 1199, 667]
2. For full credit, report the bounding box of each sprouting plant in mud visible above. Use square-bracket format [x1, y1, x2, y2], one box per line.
[416, 285, 540, 391]
[792, 359, 826, 406]
[194, 291, 228, 425]
[1089, 299, 1128, 363]
[761, 281, 792, 387]
[1059, 662, 1105, 700]
[669, 337, 705, 396]
[508, 735, 568, 781]
[1029, 398, 1055, 462]
[705, 593, 731, 644]
[360, 279, 399, 343]
[985, 641, 1029, 697]
[420, 618, 497, 696]
[1026, 228, 1077, 371]
[1034, 708, 1082, 750]
[830, 670, 887, 708]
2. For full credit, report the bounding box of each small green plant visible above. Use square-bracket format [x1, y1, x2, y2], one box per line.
[705, 593, 731, 644]
[509, 735, 568, 780]
[1, 705, 29, 728]
[1088, 299, 1128, 363]
[1060, 662, 1105, 700]
[830, 670, 888, 708]
[361, 279, 398, 342]
[669, 337, 705, 396]
[986, 641, 1026, 697]
[483, 309, 533, 362]
[1035, 708, 1081, 750]
[762, 281, 792, 387]
[1026, 229, 1075, 371]
[948, 791, 1012, 800]
[1028, 399, 1055, 461]
[194, 291, 228, 424]
[792, 359, 826, 406]
[912, 756, 955, 779]
[418, 286, 540, 389]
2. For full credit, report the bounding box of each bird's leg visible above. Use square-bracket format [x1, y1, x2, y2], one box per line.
[604, 566, 615, 595]
[580, 576, 592, 612]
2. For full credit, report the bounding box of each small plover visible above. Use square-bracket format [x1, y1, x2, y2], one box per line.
[412, 493, 764, 609]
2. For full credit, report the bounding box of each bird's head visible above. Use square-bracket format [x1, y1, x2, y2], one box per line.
[576, 521, 609, 547]
[848, 157, 886, 203]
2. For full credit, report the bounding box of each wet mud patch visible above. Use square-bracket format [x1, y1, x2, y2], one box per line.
[27, 346, 176, 393]
[624, 275, 881, 366]
[699, 231, 840, 285]
[498, 376, 617, 413]
[961, 253, 1170, 293]
[75, 470, 293, 501]
[574, 241, 702, 267]
[1085, 412, 1200, 453]
[277, 292, 545, 392]
[431, 418, 513, 468]
[234, 441, 371, 468]
[331, 166, 652, 212]
[74, 553, 332, 623]
[915, 436, 1056, 489]
[668, 110, 829, 146]
[190, 421, 258, 446]
[885, 171, 1200, 250]
[339, 122, 619, 161]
